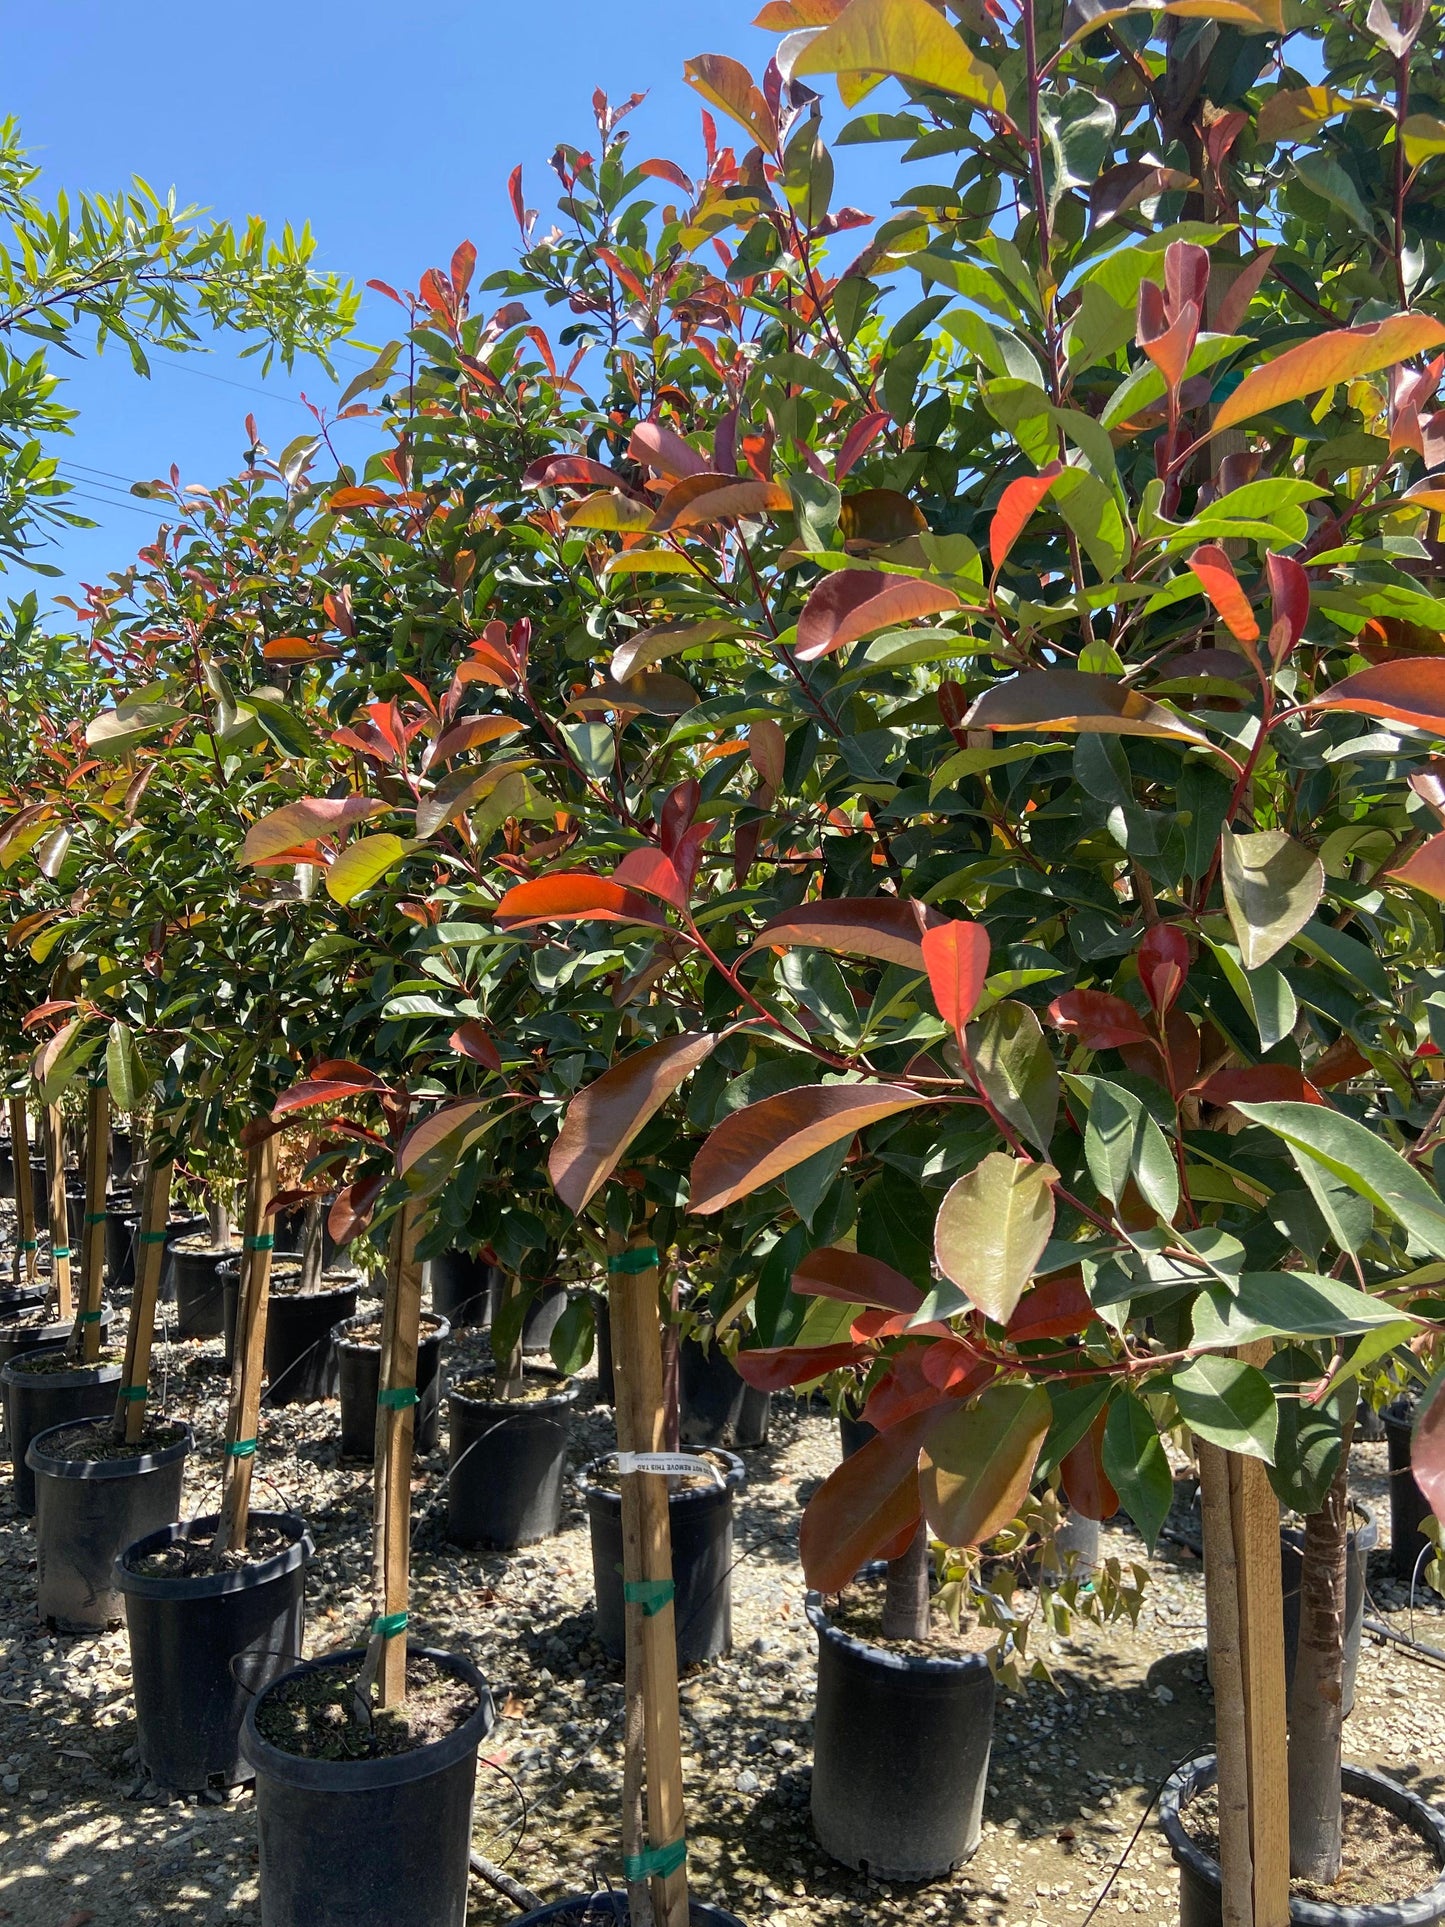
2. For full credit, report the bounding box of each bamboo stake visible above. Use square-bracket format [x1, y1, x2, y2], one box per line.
[74, 1083, 109, 1363]
[9, 1099, 36, 1286]
[1231, 1439, 1290, 1927]
[45, 1105, 72, 1319]
[608, 1234, 689, 1927]
[1198, 1441, 1253, 1927]
[213, 1134, 278, 1559]
[609, 1233, 656, 1927]
[114, 1156, 171, 1443]
[367, 1200, 423, 1709]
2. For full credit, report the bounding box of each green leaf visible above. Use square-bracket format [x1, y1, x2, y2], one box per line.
[1203, 936, 1298, 1053]
[105, 1019, 148, 1115]
[919, 1381, 1053, 1546]
[1290, 151, 1375, 236]
[1232, 1101, 1445, 1257]
[1220, 830, 1324, 969]
[245, 693, 315, 758]
[932, 1152, 1058, 1324]
[1171, 1356, 1277, 1462]
[1316, 1320, 1417, 1400]
[325, 833, 408, 906]
[1102, 1393, 1174, 1550]
[1039, 1379, 1112, 1476]
[1076, 1075, 1179, 1222]
[549, 1294, 595, 1375]
[966, 1000, 1059, 1153]
[1191, 1270, 1419, 1346]
[1039, 87, 1116, 215]
[793, 0, 1008, 116]
[85, 692, 185, 752]
[1265, 1347, 1347, 1514]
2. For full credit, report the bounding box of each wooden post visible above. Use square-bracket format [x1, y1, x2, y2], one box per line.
[114, 1156, 171, 1443]
[75, 1083, 109, 1363]
[370, 1200, 423, 1709]
[608, 1234, 689, 1927]
[213, 1134, 278, 1559]
[9, 1099, 36, 1286]
[45, 1104, 72, 1321]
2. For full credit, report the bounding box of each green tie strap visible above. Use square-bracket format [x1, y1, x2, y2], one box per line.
[377, 1386, 420, 1409]
[244, 1233, 275, 1251]
[372, 1611, 408, 1640]
[85, 1212, 107, 1224]
[51, 1247, 71, 1260]
[20, 1240, 37, 1253]
[624, 1839, 686, 1881]
[623, 1578, 675, 1617]
[139, 1231, 168, 1245]
[226, 1438, 258, 1459]
[118, 1385, 148, 1401]
[78, 1310, 103, 1324]
[607, 1245, 659, 1275]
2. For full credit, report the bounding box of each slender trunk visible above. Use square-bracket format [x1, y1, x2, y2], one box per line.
[660, 1270, 680, 1452]
[300, 1198, 324, 1291]
[495, 1274, 526, 1398]
[882, 1522, 932, 1643]
[209, 1196, 231, 1250]
[1288, 1409, 1356, 1882]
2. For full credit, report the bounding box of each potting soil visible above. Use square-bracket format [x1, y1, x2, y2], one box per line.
[253, 1652, 480, 1761]
[124, 1521, 293, 1579]
[1183, 1787, 1441, 1907]
[36, 1418, 188, 1463]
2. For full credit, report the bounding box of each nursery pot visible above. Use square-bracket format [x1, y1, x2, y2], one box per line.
[64, 1185, 88, 1253]
[446, 1369, 579, 1549]
[428, 1248, 497, 1329]
[680, 1335, 771, 1449]
[242, 1644, 494, 1927]
[106, 1201, 137, 1292]
[335, 1311, 450, 1457]
[110, 1129, 135, 1187]
[1280, 1504, 1377, 1718]
[0, 1305, 112, 1373]
[117, 1509, 312, 1792]
[581, 1450, 746, 1668]
[1384, 1401, 1436, 1586]
[806, 1585, 997, 1880]
[1160, 1753, 1445, 1927]
[839, 1411, 877, 1460]
[171, 1239, 241, 1339]
[27, 1417, 191, 1631]
[2, 1347, 122, 1515]
[520, 1281, 570, 1354]
[511, 1900, 745, 1927]
[218, 1253, 304, 1372]
[0, 1282, 48, 1321]
[28, 1156, 48, 1229]
[264, 1277, 359, 1405]
[0, 1136, 12, 1199]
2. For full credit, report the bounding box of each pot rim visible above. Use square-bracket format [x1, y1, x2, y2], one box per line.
[333, 1311, 450, 1354]
[805, 1584, 994, 1679]
[577, 1448, 747, 1507]
[240, 1643, 494, 1792]
[1160, 1752, 1445, 1927]
[509, 1896, 746, 1927]
[116, 1508, 313, 1600]
[2, 1345, 122, 1389]
[215, 1252, 304, 1280]
[26, 1415, 194, 1481]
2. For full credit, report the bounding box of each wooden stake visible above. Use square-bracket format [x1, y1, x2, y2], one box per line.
[608, 1235, 689, 1927]
[9, 1099, 36, 1286]
[75, 1083, 109, 1363]
[115, 1156, 171, 1443]
[370, 1200, 423, 1709]
[213, 1134, 277, 1559]
[1198, 1442, 1253, 1927]
[45, 1105, 72, 1320]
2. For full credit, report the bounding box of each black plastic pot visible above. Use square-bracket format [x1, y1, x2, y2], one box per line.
[272, 1202, 337, 1273]
[428, 1248, 497, 1329]
[0, 1305, 112, 1373]
[218, 1254, 304, 1373]
[242, 1644, 494, 1927]
[1033, 1509, 1102, 1583]
[117, 1510, 312, 1791]
[680, 1335, 771, 1449]
[594, 1292, 615, 1405]
[521, 1282, 570, 1355]
[1160, 1753, 1445, 1927]
[336, 1311, 450, 1458]
[28, 1156, 49, 1229]
[446, 1370, 579, 1549]
[0, 1137, 12, 1199]
[106, 1202, 137, 1292]
[171, 1241, 241, 1339]
[1385, 1401, 1436, 1586]
[806, 1586, 997, 1880]
[264, 1279, 359, 1405]
[0, 1282, 47, 1321]
[110, 1130, 135, 1188]
[1281, 1505, 1377, 1718]
[65, 1186, 88, 1253]
[582, 1450, 746, 1668]
[839, 1411, 877, 1459]
[28, 1417, 191, 1631]
[160, 1215, 210, 1303]
[512, 1900, 744, 1927]
[2, 1348, 122, 1515]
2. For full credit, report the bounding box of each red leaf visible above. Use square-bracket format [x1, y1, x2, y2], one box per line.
[328, 1173, 385, 1248]
[1313, 659, 1445, 734]
[1138, 923, 1189, 1017]
[1119, 1005, 1199, 1094]
[328, 486, 392, 511]
[494, 874, 670, 930]
[508, 164, 527, 232]
[1411, 1379, 1445, 1534]
[735, 1342, 869, 1391]
[240, 797, 387, 867]
[749, 896, 940, 971]
[989, 462, 1064, 574]
[792, 1246, 922, 1314]
[1390, 833, 1445, 903]
[548, 1034, 717, 1214]
[689, 1083, 928, 1216]
[1007, 1272, 1094, 1342]
[798, 1409, 941, 1592]
[921, 918, 991, 1040]
[1265, 551, 1309, 664]
[795, 568, 961, 662]
[1138, 295, 1199, 391]
[612, 847, 688, 909]
[921, 1336, 992, 1394]
[629, 419, 709, 479]
[262, 635, 337, 663]
[863, 1348, 954, 1429]
[834, 410, 890, 481]
[1187, 544, 1261, 645]
[640, 157, 695, 194]
[449, 1022, 502, 1070]
[272, 1074, 384, 1117]
[451, 240, 477, 296]
[1308, 1035, 1372, 1088]
[1061, 1411, 1118, 1522]
[522, 454, 629, 492]
[1196, 1065, 1325, 1107]
[425, 714, 524, 768]
[1047, 989, 1150, 1050]
[650, 472, 792, 531]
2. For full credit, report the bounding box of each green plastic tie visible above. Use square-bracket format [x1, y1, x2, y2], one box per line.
[372, 1611, 408, 1640]
[623, 1839, 687, 1881]
[139, 1231, 168, 1245]
[226, 1438, 258, 1459]
[20, 1240, 37, 1253]
[78, 1310, 103, 1324]
[607, 1245, 659, 1275]
[377, 1386, 420, 1410]
[85, 1212, 107, 1224]
[51, 1247, 71, 1259]
[623, 1578, 675, 1617]
[118, 1385, 148, 1401]
[244, 1233, 275, 1251]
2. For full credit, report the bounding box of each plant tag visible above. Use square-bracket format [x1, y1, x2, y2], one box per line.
[614, 1451, 724, 1485]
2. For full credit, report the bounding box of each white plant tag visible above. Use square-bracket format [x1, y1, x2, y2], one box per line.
[614, 1451, 724, 1485]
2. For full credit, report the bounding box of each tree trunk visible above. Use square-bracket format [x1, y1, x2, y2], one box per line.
[882, 1522, 931, 1643]
[495, 1274, 526, 1399]
[1288, 1409, 1356, 1882]
[209, 1196, 231, 1250]
[300, 1198, 324, 1291]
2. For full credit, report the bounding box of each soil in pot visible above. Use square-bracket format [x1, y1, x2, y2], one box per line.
[119, 1511, 311, 1791]
[446, 1369, 578, 1549]
[806, 1573, 998, 1881]
[582, 1448, 746, 1668]
[0, 1303, 112, 1372]
[28, 1416, 191, 1631]
[242, 1644, 494, 1927]
[680, 1334, 771, 1449]
[170, 1235, 242, 1339]
[336, 1311, 449, 1457]
[1, 1346, 122, 1516]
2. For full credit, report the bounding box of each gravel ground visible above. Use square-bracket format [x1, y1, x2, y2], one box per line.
[3, 1205, 1445, 1927]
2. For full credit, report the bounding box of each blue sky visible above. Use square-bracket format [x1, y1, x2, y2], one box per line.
[2, 0, 896, 605]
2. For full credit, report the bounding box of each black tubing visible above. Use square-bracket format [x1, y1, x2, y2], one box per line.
[679, 1336, 771, 1448]
[242, 1644, 494, 1927]
[2, 1348, 122, 1515]
[1385, 1402, 1436, 1585]
[511, 1899, 745, 1926]
[428, 1250, 498, 1330]
[335, 1311, 450, 1457]
[581, 1450, 746, 1668]
[27, 1418, 192, 1631]
[1281, 1505, 1377, 1718]
[0, 1306, 112, 1374]
[806, 1588, 997, 1880]
[171, 1243, 239, 1339]
[1160, 1753, 1445, 1927]
[446, 1372, 579, 1549]
[117, 1510, 312, 1791]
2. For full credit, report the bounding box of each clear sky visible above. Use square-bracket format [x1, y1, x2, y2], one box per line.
[1, 0, 894, 606]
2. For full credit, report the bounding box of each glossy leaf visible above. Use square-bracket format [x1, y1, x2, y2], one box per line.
[105, 1019, 148, 1115]
[494, 874, 670, 930]
[1171, 1356, 1277, 1461]
[966, 670, 1210, 745]
[799, 1408, 941, 1590]
[1313, 659, 1445, 735]
[794, 569, 961, 662]
[1138, 923, 1189, 1017]
[792, 0, 1007, 115]
[1231, 1100, 1445, 1257]
[1220, 829, 1324, 969]
[934, 1152, 1058, 1325]
[1007, 1272, 1094, 1342]
[1190, 1270, 1421, 1346]
[651, 472, 793, 532]
[689, 1082, 928, 1215]
[1196, 1066, 1324, 1106]
[749, 896, 938, 970]
[1048, 989, 1150, 1050]
[325, 833, 407, 906]
[239, 797, 387, 866]
[397, 1098, 493, 1181]
[921, 918, 991, 1040]
[919, 1381, 1052, 1546]
[735, 1342, 869, 1391]
[792, 1245, 922, 1314]
[549, 1033, 717, 1214]
[1102, 1393, 1174, 1549]
[1060, 1411, 1118, 1521]
[967, 1001, 1059, 1151]
[990, 463, 1064, 573]
[1187, 544, 1260, 644]
[1081, 1077, 1179, 1222]
[1391, 834, 1445, 902]
[1212, 313, 1445, 435]
[682, 54, 780, 151]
